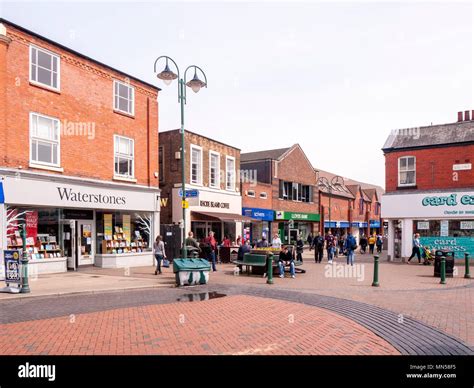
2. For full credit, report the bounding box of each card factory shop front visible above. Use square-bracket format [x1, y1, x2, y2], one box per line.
[382, 190, 474, 260]
[0, 171, 160, 277]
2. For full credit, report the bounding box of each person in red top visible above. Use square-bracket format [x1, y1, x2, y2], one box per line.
[204, 231, 217, 271]
[222, 235, 231, 247]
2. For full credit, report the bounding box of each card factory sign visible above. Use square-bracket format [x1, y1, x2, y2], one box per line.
[382, 191, 474, 218]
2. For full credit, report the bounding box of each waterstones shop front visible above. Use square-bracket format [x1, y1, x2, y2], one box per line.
[275, 211, 320, 245]
[382, 190, 474, 260]
[0, 171, 160, 276]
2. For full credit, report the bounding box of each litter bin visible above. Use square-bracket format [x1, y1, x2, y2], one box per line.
[434, 249, 455, 278]
[173, 258, 211, 286]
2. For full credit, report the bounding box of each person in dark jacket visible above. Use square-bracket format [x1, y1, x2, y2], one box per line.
[278, 246, 295, 278]
[307, 233, 313, 249]
[296, 235, 304, 263]
[344, 232, 357, 266]
[237, 239, 251, 260]
[359, 234, 368, 254]
[311, 233, 325, 263]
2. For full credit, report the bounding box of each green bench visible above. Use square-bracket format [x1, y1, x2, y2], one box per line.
[232, 253, 267, 275]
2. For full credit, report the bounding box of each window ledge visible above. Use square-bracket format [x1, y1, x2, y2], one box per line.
[113, 176, 137, 183]
[397, 185, 418, 190]
[113, 109, 135, 119]
[29, 163, 64, 173]
[29, 81, 61, 94]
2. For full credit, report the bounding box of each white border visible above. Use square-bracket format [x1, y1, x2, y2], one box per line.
[398, 156, 416, 187]
[225, 155, 236, 191]
[29, 44, 61, 92]
[113, 79, 135, 116]
[113, 134, 135, 180]
[190, 144, 203, 185]
[209, 150, 220, 188]
[29, 111, 61, 169]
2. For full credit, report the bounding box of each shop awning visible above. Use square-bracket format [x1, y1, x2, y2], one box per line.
[191, 211, 253, 223]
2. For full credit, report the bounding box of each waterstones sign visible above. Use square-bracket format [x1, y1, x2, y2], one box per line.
[2, 176, 157, 211]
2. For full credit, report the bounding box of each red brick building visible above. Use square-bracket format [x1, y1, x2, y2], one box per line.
[316, 168, 383, 241]
[159, 129, 246, 248]
[0, 19, 161, 275]
[241, 145, 320, 245]
[382, 112, 474, 260]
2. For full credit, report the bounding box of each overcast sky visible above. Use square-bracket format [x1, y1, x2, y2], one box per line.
[2, 1, 472, 187]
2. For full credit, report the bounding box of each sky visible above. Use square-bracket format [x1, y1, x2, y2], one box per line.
[1, 1, 473, 188]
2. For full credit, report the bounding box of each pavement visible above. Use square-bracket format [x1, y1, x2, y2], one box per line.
[0, 250, 472, 355]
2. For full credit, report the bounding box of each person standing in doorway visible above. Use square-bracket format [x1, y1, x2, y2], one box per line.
[153, 235, 166, 275]
[312, 232, 325, 263]
[307, 233, 313, 250]
[204, 231, 218, 271]
[368, 234, 376, 255]
[296, 235, 304, 263]
[344, 232, 357, 266]
[408, 233, 422, 264]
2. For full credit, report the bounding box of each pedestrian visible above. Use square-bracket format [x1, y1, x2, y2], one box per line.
[272, 233, 282, 249]
[296, 235, 304, 263]
[204, 231, 218, 271]
[236, 236, 242, 246]
[153, 235, 166, 275]
[222, 235, 231, 247]
[312, 232, 324, 263]
[376, 234, 383, 253]
[185, 231, 201, 257]
[368, 234, 376, 255]
[257, 236, 269, 248]
[407, 233, 422, 264]
[338, 234, 345, 256]
[307, 233, 313, 249]
[359, 234, 368, 254]
[325, 230, 336, 263]
[344, 232, 357, 266]
[237, 239, 251, 260]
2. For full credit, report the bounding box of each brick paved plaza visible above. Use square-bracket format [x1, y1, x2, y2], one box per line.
[0, 251, 472, 356]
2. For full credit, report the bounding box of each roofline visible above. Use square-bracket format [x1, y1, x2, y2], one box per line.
[240, 148, 291, 162]
[160, 129, 241, 151]
[0, 18, 160, 92]
[382, 140, 474, 154]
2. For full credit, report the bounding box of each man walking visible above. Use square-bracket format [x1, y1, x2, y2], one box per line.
[296, 235, 304, 263]
[312, 232, 324, 263]
[344, 232, 357, 266]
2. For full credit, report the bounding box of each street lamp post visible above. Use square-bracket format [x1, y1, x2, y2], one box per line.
[317, 175, 347, 235]
[154, 56, 207, 259]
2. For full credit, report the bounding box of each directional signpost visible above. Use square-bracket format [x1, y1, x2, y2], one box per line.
[178, 189, 199, 198]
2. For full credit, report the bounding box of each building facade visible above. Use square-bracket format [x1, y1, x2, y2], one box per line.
[382, 112, 474, 260]
[316, 169, 383, 241]
[0, 19, 160, 276]
[159, 130, 247, 245]
[241, 145, 320, 245]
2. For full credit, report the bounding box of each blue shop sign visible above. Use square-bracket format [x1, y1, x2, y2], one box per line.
[324, 221, 351, 228]
[419, 237, 474, 259]
[351, 222, 368, 228]
[0, 182, 4, 204]
[242, 207, 274, 221]
[369, 220, 381, 227]
[178, 189, 199, 198]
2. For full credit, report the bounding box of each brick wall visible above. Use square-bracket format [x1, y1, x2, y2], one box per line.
[242, 182, 273, 209]
[385, 145, 474, 192]
[159, 130, 241, 224]
[320, 195, 351, 221]
[2, 23, 159, 187]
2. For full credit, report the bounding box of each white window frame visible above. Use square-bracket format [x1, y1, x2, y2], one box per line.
[209, 151, 220, 188]
[247, 190, 256, 197]
[29, 45, 61, 92]
[190, 144, 203, 185]
[114, 135, 135, 179]
[113, 80, 135, 116]
[29, 112, 61, 168]
[225, 155, 236, 191]
[398, 156, 416, 187]
[260, 192, 268, 199]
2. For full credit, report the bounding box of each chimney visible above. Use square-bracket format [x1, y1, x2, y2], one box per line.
[465, 110, 471, 121]
[458, 111, 463, 122]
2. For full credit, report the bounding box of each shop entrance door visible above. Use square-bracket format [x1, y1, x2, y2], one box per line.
[77, 220, 94, 266]
[289, 229, 299, 245]
[63, 220, 76, 271]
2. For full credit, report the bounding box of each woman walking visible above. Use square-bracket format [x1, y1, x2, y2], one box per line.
[153, 235, 166, 275]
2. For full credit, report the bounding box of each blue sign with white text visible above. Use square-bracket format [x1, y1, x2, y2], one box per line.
[0, 182, 4, 204]
[178, 189, 199, 198]
[242, 207, 274, 221]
